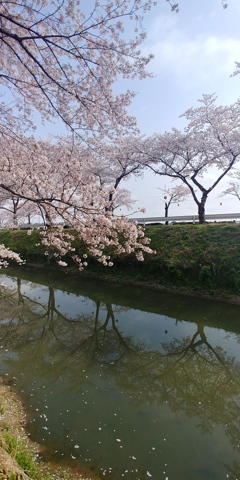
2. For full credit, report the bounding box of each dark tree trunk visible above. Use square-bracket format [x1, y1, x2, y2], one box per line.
[105, 191, 114, 212]
[198, 192, 208, 224]
[165, 202, 169, 225]
[198, 203, 205, 224]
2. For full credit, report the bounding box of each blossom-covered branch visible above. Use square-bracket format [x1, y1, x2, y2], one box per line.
[0, 0, 155, 137]
[0, 244, 24, 268]
[0, 135, 154, 267]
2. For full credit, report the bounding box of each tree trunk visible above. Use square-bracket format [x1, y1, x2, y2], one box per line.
[198, 193, 208, 224]
[13, 213, 18, 228]
[106, 191, 114, 212]
[165, 202, 169, 225]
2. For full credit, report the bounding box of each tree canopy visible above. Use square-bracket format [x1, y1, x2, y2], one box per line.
[141, 94, 240, 223]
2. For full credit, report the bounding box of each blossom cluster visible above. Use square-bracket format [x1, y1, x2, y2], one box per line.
[0, 135, 155, 267]
[0, 244, 24, 269]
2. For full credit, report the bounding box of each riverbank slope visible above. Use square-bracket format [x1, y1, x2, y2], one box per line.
[1, 223, 240, 300]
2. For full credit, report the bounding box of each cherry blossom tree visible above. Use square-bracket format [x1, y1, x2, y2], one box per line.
[0, 135, 154, 268]
[221, 169, 240, 203]
[81, 136, 145, 211]
[221, 181, 240, 203]
[159, 184, 190, 224]
[0, 0, 157, 267]
[0, 192, 21, 227]
[141, 94, 240, 223]
[0, 190, 36, 227]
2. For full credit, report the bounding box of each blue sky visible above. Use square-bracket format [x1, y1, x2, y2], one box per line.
[119, 0, 240, 218]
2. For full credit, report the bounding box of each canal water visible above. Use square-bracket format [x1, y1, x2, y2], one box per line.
[0, 267, 240, 480]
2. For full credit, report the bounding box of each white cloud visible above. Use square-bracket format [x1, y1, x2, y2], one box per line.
[143, 15, 240, 89]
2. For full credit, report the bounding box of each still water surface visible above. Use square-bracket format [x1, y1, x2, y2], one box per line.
[0, 267, 240, 480]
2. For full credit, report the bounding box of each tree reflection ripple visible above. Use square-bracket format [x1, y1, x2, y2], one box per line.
[0, 271, 240, 480]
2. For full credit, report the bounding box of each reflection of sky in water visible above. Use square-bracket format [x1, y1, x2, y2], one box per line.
[54, 290, 98, 318]
[205, 326, 240, 361]
[1, 275, 51, 304]
[115, 308, 197, 350]
[1, 271, 240, 479]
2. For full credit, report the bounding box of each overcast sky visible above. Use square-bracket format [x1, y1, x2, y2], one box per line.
[119, 0, 240, 218]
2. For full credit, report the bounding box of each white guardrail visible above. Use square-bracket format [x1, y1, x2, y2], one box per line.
[1, 213, 240, 229]
[128, 213, 240, 225]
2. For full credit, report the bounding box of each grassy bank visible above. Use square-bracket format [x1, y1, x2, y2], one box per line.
[1, 223, 240, 298]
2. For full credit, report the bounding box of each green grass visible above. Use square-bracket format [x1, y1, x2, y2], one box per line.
[88, 223, 240, 295]
[2, 432, 49, 479]
[148, 223, 240, 292]
[0, 397, 5, 415]
[0, 229, 47, 263]
[1, 223, 240, 296]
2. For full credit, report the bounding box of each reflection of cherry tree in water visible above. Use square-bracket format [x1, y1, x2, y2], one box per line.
[112, 321, 240, 479]
[75, 300, 141, 363]
[0, 279, 73, 351]
[116, 321, 240, 476]
[0, 278, 47, 346]
[1, 278, 240, 476]
[0, 278, 140, 366]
